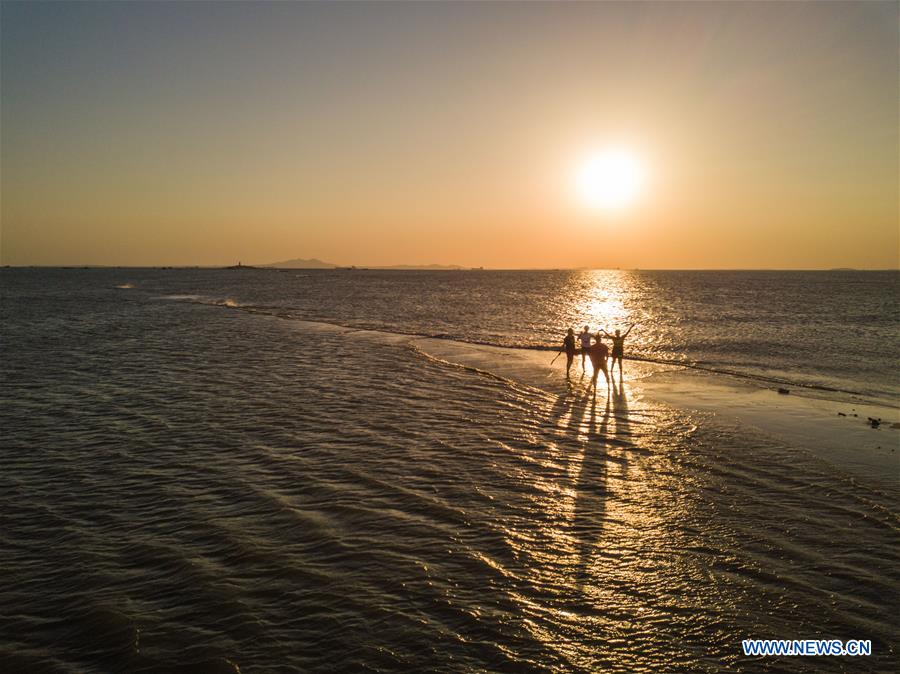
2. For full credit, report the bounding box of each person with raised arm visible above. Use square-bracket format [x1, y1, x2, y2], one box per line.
[602, 324, 635, 378]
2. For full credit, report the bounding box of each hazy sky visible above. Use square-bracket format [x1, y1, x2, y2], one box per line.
[2, 1, 897, 268]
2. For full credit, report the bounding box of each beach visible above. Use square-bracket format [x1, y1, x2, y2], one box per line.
[417, 336, 898, 490]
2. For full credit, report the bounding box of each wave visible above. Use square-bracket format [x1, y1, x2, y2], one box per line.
[157, 294, 205, 301]
[407, 343, 548, 399]
[158, 294, 240, 307]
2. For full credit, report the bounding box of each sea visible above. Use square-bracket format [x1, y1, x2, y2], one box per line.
[1, 268, 898, 673]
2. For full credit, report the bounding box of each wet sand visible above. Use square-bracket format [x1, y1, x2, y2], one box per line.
[414, 337, 900, 492]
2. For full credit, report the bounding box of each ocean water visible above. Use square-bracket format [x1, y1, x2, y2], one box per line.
[1, 268, 898, 673]
[17, 268, 896, 400]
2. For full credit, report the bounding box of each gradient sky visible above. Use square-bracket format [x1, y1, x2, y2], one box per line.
[2, 1, 897, 268]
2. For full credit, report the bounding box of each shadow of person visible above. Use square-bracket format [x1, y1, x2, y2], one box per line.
[569, 394, 611, 587]
[545, 386, 575, 433]
[544, 384, 614, 590]
[546, 367, 598, 434]
[610, 376, 631, 442]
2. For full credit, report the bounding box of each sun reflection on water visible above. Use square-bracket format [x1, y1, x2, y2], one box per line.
[571, 271, 635, 333]
[548, 269, 673, 371]
[501, 367, 695, 670]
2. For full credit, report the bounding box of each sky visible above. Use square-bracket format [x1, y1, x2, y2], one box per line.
[1, 1, 897, 269]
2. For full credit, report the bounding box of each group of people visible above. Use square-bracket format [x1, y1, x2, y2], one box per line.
[560, 324, 635, 388]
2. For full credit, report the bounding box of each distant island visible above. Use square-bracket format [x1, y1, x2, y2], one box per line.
[260, 257, 336, 269]
[260, 257, 464, 270]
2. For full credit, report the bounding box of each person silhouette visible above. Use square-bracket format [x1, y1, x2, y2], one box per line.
[602, 324, 634, 378]
[562, 328, 577, 378]
[588, 332, 610, 395]
[578, 325, 592, 369]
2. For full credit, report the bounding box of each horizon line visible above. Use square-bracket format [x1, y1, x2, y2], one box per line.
[2, 265, 898, 272]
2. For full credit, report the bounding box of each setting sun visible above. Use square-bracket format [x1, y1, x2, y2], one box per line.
[576, 149, 645, 211]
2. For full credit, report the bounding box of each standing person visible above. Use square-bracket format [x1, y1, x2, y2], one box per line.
[588, 332, 610, 395]
[602, 324, 635, 378]
[562, 328, 577, 378]
[578, 325, 593, 369]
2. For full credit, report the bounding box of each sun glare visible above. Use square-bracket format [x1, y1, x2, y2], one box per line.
[576, 149, 644, 210]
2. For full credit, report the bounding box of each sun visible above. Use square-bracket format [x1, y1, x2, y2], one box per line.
[576, 149, 644, 210]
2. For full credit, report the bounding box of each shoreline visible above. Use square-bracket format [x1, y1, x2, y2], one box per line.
[180, 294, 896, 407]
[406, 335, 899, 492]
[184, 304, 900, 492]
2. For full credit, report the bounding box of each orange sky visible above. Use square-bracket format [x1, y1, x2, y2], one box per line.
[1, 2, 897, 268]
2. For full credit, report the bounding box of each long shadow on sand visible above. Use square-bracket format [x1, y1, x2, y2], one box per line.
[551, 373, 635, 586]
[610, 374, 631, 443]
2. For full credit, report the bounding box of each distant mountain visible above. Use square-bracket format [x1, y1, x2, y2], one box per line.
[262, 258, 337, 269]
[261, 258, 465, 270]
